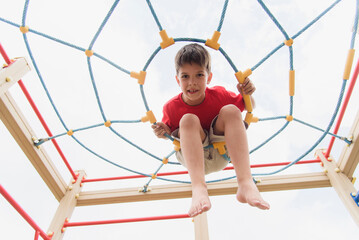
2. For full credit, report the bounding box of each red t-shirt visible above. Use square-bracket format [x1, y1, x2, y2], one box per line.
[162, 86, 245, 132]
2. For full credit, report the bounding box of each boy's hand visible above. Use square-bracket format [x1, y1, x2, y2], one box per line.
[152, 122, 171, 139]
[237, 77, 256, 96]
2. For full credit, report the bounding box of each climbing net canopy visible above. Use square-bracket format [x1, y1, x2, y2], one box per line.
[0, 0, 358, 191]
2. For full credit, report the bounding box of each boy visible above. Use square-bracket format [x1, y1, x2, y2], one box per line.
[152, 43, 270, 217]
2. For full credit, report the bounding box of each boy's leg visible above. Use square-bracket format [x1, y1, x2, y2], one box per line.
[213, 105, 270, 210]
[178, 113, 211, 217]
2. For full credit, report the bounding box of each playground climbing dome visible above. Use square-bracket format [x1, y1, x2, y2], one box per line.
[0, 0, 358, 191]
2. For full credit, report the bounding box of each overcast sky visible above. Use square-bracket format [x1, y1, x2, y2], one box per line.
[1, 0, 359, 239]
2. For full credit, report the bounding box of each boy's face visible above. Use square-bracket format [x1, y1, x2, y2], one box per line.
[176, 63, 212, 106]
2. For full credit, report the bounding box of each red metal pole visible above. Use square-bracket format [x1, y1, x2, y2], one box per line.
[34, 231, 40, 240]
[0, 185, 51, 240]
[326, 57, 359, 158]
[82, 159, 321, 183]
[0, 42, 77, 180]
[63, 213, 190, 228]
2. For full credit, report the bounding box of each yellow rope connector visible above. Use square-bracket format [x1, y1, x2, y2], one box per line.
[343, 49, 355, 80]
[151, 174, 157, 179]
[252, 116, 259, 123]
[205, 31, 221, 50]
[159, 30, 174, 49]
[141, 110, 156, 124]
[104, 120, 112, 127]
[289, 70, 295, 96]
[173, 139, 181, 151]
[286, 115, 293, 122]
[85, 49, 94, 57]
[244, 112, 259, 125]
[20, 26, 29, 34]
[213, 141, 226, 155]
[5, 77, 11, 82]
[67, 130, 74, 136]
[235, 69, 253, 113]
[284, 38, 293, 46]
[130, 71, 146, 85]
[162, 157, 169, 164]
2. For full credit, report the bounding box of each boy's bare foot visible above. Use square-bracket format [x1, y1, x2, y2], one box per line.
[236, 179, 270, 210]
[189, 187, 211, 217]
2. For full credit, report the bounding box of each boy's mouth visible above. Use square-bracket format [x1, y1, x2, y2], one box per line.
[188, 89, 198, 94]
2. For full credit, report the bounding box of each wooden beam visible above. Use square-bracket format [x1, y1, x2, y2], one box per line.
[47, 171, 86, 240]
[77, 172, 331, 206]
[316, 150, 359, 227]
[0, 58, 30, 96]
[338, 110, 359, 178]
[0, 91, 67, 201]
[194, 213, 209, 240]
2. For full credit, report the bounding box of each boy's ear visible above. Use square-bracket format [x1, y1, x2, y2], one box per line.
[175, 75, 180, 86]
[207, 72, 213, 84]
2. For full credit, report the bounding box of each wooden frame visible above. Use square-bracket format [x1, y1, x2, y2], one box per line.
[0, 58, 30, 96]
[0, 57, 358, 238]
[0, 62, 67, 201]
[76, 172, 331, 206]
[48, 171, 86, 240]
[338, 110, 359, 178]
[316, 150, 359, 227]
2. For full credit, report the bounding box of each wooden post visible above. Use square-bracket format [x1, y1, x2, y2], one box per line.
[47, 170, 86, 240]
[194, 213, 209, 240]
[316, 150, 359, 227]
[0, 57, 30, 96]
[338, 110, 359, 178]
[0, 91, 67, 200]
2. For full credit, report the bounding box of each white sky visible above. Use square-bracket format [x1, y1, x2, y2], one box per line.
[1, 0, 359, 239]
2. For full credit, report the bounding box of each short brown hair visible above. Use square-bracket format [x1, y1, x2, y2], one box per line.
[175, 43, 211, 75]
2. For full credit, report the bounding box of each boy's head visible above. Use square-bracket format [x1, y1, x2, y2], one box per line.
[175, 43, 211, 75]
[174, 44, 213, 106]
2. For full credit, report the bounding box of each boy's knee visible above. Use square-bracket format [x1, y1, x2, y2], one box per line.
[180, 113, 201, 128]
[219, 105, 242, 119]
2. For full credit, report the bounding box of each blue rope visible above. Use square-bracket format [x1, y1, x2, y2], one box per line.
[143, 46, 161, 72]
[257, 0, 290, 40]
[253, 79, 348, 176]
[93, 52, 131, 75]
[146, 0, 163, 31]
[88, 0, 120, 50]
[351, 0, 359, 48]
[21, 0, 29, 27]
[87, 57, 107, 122]
[292, 0, 342, 40]
[0, 17, 21, 28]
[217, 0, 229, 32]
[250, 121, 290, 154]
[21, 26, 71, 134]
[293, 118, 349, 142]
[219, 47, 239, 72]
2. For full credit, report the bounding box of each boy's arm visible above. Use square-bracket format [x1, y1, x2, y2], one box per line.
[152, 122, 171, 139]
[237, 77, 256, 110]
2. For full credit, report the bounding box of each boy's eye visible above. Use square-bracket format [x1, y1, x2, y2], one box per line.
[181, 74, 189, 79]
[197, 73, 205, 77]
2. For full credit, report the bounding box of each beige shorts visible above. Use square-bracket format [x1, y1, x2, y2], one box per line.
[172, 117, 229, 175]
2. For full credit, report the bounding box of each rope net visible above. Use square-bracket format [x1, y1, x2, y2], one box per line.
[0, 0, 358, 190]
